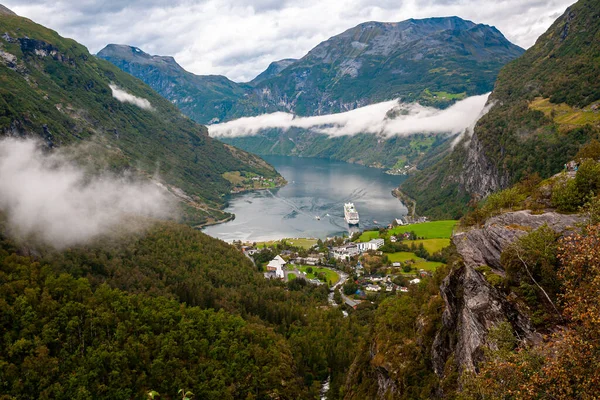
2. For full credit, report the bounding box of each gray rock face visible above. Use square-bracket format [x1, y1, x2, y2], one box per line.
[432, 262, 534, 376]
[433, 210, 582, 376]
[455, 210, 582, 271]
[461, 132, 508, 198]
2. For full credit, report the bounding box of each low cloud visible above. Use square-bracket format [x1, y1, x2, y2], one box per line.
[0, 138, 173, 248]
[451, 99, 497, 148]
[110, 84, 153, 110]
[209, 94, 490, 138]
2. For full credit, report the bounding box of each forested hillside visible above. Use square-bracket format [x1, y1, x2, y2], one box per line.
[0, 11, 280, 226]
[402, 0, 600, 218]
[0, 217, 365, 399]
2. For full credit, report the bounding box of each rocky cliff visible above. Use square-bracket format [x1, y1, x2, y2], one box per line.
[432, 210, 582, 377]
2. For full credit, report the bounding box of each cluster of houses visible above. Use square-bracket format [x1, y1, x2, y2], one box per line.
[330, 238, 385, 260]
[359, 275, 422, 294]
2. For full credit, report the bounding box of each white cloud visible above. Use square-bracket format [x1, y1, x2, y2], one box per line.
[6, 0, 574, 82]
[0, 138, 174, 248]
[209, 94, 490, 138]
[109, 84, 153, 110]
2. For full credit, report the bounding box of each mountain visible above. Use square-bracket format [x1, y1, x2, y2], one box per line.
[0, 10, 281, 226]
[99, 17, 524, 169]
[401, 0, 600, 218]
[97, 44, 250, 125]
[249, 58, 297, 85]
[99, 17, 524, 123]
[242, 17, 523, 116]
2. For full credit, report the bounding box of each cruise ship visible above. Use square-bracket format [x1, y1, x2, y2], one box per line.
[344, 203, 360, 225]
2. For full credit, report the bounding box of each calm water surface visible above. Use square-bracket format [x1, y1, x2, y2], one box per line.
[203, 156, 408, 242]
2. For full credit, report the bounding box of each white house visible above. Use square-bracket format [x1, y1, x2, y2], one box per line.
[355, 238, 385, 253]
[266, 255, 286, 279]
[409, 278, 421, 285]
[365, 284, 381, 292]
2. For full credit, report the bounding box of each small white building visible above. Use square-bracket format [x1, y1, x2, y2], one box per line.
[365, 284, 381, 292]
[330, 244, 359, 260]
[409, 278, 421, 285]
[266, 255, 286, 279]
[392, 262, 401, 268]
[356, 238, 385, 253]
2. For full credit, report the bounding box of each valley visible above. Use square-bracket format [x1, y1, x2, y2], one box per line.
[2, 0, 600, 399]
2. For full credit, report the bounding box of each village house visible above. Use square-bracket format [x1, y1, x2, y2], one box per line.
[392, 262, 401, 268]
[409, 278, 421, 285]
[356, 238, 384, 253]
[293, 256, 320, 265]
[265, 255, 286, 279]
[365, 284, 381, 292]
[330, 244, 359, 260]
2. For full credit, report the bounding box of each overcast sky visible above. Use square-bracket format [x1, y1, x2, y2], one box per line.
[6, 0, 574, 82]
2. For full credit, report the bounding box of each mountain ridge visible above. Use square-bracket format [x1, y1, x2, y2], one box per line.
[0, 11, 281, 226]
[98, 16, 524, 124]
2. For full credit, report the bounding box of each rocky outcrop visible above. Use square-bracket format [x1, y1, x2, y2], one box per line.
[460, 132, 508, 198]
[432, 210, 582, 376]
[432, 261, 534, 376]
[455, 210, 582, 271]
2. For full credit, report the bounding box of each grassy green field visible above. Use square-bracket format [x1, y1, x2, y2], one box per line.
[388, 220, 457, 239]
[287, 238, 319, 249]
[407, 239, 451, 253]
[386, 252, 444, 272]
[287, 273, 296, 280]
[413, 261, 444, 271]
[358, 230, 380, 242]
[387, 252, 421, 262]
[253, 238, 318, 249]
[297, 266, 340, 285]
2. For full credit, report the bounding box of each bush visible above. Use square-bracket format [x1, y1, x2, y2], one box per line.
[551, 177, 583, 212]
[343, 281, 358, 296]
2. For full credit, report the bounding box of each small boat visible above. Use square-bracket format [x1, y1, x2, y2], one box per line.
[315, 216, 321, 220]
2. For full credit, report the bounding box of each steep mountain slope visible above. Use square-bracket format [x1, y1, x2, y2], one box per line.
[402, 0, 600, 218]
[0, 11, 280, 225]
[0, 212, 362, 399]
[99, 17, 523, 123]
[249, 58, 297, 85]
[99, 17, 523, 169]
[242, 17, 523, 117]
[98, 44, 250, 125]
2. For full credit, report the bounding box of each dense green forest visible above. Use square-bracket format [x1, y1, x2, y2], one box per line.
[0, 218, 368, 399]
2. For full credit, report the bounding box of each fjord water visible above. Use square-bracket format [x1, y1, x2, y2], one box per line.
[203, 156, 408, 242]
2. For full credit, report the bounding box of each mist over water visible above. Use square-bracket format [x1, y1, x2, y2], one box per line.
[203, 156, 408, 242]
